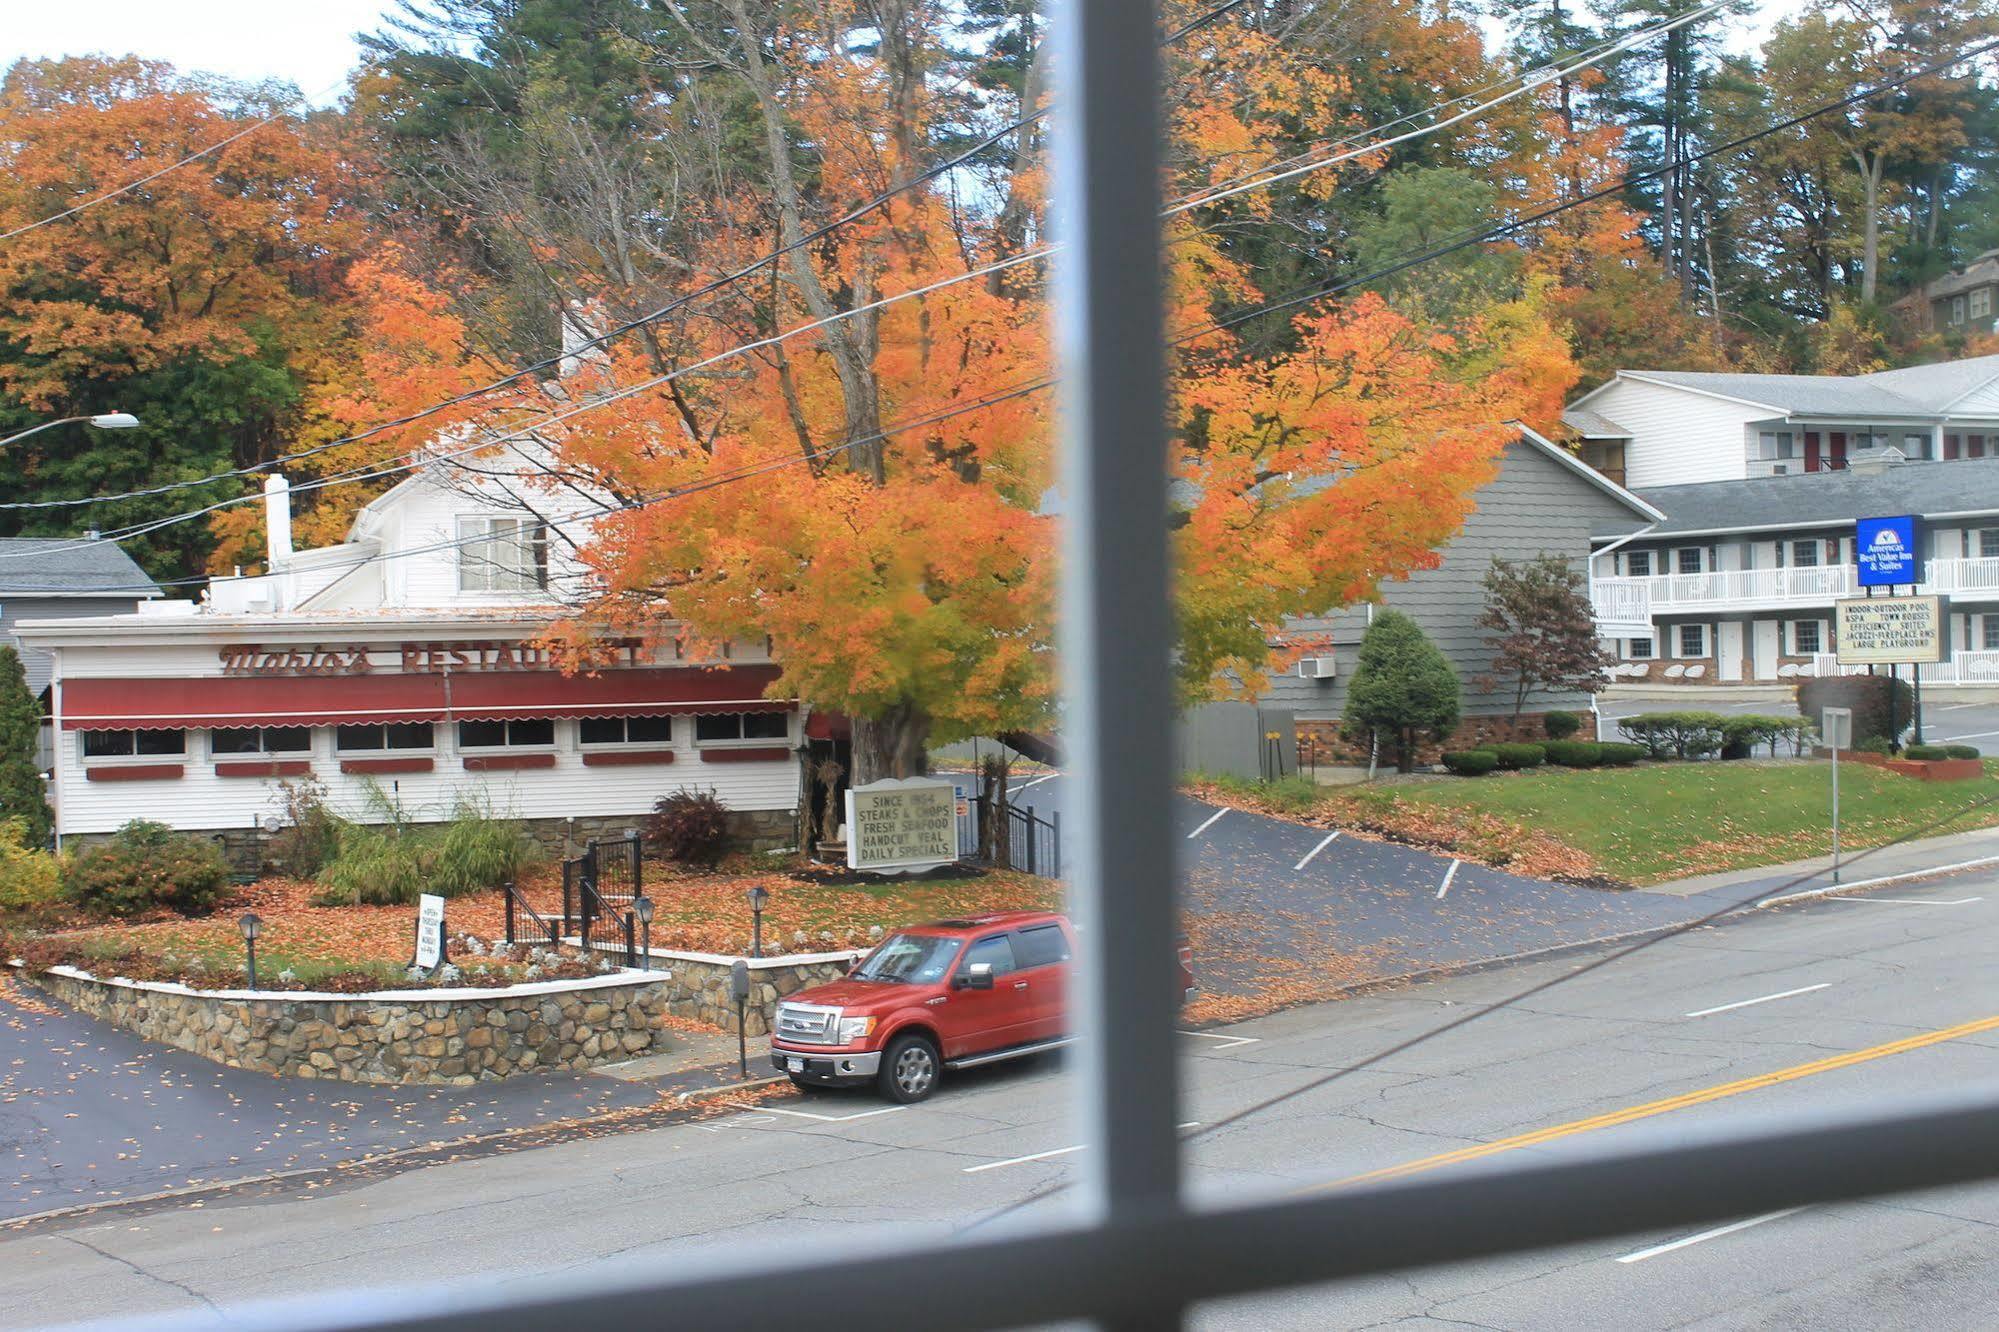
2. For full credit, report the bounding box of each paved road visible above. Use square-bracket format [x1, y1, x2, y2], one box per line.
[1596, 692, 1999, 749]
[5, 868, 1996, 1329]
[1005, 774, 1730, 999]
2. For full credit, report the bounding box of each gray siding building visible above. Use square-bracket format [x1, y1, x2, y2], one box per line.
[1261, 428, 1659, 745]
[0, 538, 162, 696]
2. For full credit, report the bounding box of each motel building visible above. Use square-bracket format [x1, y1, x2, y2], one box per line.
[17, 452, 815, 860]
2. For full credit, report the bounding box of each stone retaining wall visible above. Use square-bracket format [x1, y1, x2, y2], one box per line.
[637, 949, 863, 1035]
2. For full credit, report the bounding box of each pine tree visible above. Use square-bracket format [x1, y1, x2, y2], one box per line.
[0, 646, 51, 848]
[1343, 611, 1462, 773]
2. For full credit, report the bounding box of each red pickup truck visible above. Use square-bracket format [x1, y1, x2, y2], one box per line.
[770, 910, 1195, 1103]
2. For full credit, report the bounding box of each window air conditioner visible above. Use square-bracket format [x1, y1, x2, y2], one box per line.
[1296, 655, 1336, 680]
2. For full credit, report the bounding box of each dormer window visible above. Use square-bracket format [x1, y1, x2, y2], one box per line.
[458, 517, 549, 592]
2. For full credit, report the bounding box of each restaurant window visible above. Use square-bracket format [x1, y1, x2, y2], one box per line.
[82, 728, 185, 759]
[458, 516, 550, 592]
[1791, 621, 1822, 655]
[1624, 550, 1652, 577]
[1676, 623, 1708, 658]
[694, 712, 790, 745]
[458, 718, 557, 748]
[1626, 636, 1655, 660]
[335, 722, 434, 752]
[579, 716, 675, 746]
[211, 726, 311, 755]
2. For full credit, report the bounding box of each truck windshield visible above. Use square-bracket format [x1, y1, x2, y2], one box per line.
[853, 933, 962, 984]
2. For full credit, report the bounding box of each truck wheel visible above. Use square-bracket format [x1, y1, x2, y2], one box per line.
[879, 1032, 940, 1103]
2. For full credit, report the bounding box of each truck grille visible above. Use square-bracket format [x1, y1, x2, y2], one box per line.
[774, 1003, 841, 1045]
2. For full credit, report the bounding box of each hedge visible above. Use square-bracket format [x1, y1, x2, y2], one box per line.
[1542, 710, 1582, 740]
[1946, 744, 1983, 760]
[1904, 744, 1949, 760]
[1441, 750, 1499, 776]
[1615, 711, 1726, 760]
[1599, 742, 1646, 766]
[1490, 742, 1546, 770]
[1543, 739, 1604, 767]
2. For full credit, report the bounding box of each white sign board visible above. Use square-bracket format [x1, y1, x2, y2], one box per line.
[414, 893, 446, 970]
[1834, 595, 1947, 666]
[845, 777, 960, 873]
[1821, 707, 1852, 751]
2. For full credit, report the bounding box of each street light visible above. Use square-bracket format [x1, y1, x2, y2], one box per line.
[238, 912, 263, 990]
[746, 885, 770, 959]
[632, 895, 654, 970]
[0, 412, 142, 448]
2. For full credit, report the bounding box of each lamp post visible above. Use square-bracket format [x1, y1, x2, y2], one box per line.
[0, 413, 141, 449]
[633, 895, 654, 970]
[746, 885, 769, 959]
[238, 912, 263, 990]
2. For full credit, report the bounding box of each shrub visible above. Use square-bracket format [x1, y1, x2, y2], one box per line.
[1541, 710, 1582, 740]
[1598, 742, 1646, 766]
[0, 819, 61, 916]
[1720, 715, 1787, 760]
[1618, 711, 1727, 760]
[267, 778, 345, 877]
[1945, 744, 1982, 760]
[1903, 744, 1948, 760]
[0, 646, 49, 848]
[1543, 739, 1604, 767]
[65, 820, 229, 918]
[1441, 750, 1498, 776]
[314, 804, 537, 907]
[1490, 742, 1546, 770]
[648, 789, 732, 864]
[1796, 674, 1913, 748]
[1857, 736, 1893, 756]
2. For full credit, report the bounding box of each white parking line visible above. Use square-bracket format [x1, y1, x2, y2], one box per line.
[1187, 809, 1229, 840]
[1294, 830, 1341, 871]
[1614, 1208, 1805, 1263]
[1933, 728, 1999, 741]
[1828, 896, 1983, 907]
[1179, 1029, 1261, 1051]
[1940, 702, 1983, 710]
[761, 1104, 910, 1124]
[963, 1123, 1202, 1173]
[1017, 773, 1060, 791]
[1436, 859, 1461, 900]
[1684, 983, 1831, 1018]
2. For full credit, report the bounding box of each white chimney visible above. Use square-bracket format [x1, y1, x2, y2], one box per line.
[559, 299, 610, 380]
[264, 472, 293, 568]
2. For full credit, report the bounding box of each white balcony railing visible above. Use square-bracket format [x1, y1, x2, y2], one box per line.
[1593, 556, 1999, 625]
[1810, 650, 1999, 685]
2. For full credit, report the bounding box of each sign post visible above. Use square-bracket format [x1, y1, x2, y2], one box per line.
[1852, 516, 1929, 749]
[411, 893, 447, 976]
[844, 777, 961, 874]
[1822, 707, 1852, 884]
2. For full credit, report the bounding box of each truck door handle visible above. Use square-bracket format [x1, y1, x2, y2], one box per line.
[1012, 981, 1029, 990]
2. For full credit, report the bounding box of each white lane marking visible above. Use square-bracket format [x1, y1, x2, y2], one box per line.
[1683, 983, 1831, 1018]
[1931, 727, 1999, 741]
[761, 1104, 910, 1124]
[1827, 896, 1983, 907]
[1187, 809, 1229, 840]
[1436, 859, 1461, 900]
[1294, 830, 1341, 871]
[1758, 856, 1999, 907]
[1940, 702, 1983, 710]
[1614, 1208, 1805, 1263]
[1179, 1029, 1261, 1051]
[1017, 773, 1060, 791]
[963, 1124, 1202, 1173]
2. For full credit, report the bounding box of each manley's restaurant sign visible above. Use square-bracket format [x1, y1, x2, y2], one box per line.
[217, 640, 648, 677]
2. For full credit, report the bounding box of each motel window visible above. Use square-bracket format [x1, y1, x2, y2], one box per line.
[82, 729, 185, 759]
[1790, 539, 1820, 568]
[1626, 636, 1655, 660]
[457, 516, 550, 593]
[579, 716, 675, 746]
[1624, 550, 1652, 577]
[1675, 547, 1706, 575]
[1973, 287, 1993, 319]
[1755, 430, 1794, 460]
[1676, 623, 1708, 658]
[1979, 528, 1999, 559]
[694, 712, 790, 745]
[1791, 621, 1823, 655]
[1984, 616, 1999, 652]
[211, 726, 311, 756]
[458, 718, 557, 749]
[335, 723, 434, 752]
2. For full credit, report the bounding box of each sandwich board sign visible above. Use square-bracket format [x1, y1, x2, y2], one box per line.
[846, 776, 959, 873]
[1855, 515, 1918, 587]
[412, 893, 446, 972]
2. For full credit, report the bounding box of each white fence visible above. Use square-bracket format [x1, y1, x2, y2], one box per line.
[1594, 556, 1999, 622]
[1809, 650, 1999, 685]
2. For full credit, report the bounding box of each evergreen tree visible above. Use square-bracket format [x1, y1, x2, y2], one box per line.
[0, 647, 51, 848]
[1343, 610, 1462, 773]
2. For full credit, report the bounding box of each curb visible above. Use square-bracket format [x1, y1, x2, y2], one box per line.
[674, 1073, 788, 1104]
[1754, 854, 1999, 908]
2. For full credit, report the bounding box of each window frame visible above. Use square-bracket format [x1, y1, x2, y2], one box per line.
[1674, 546, 1705, 575]
[1676, 623, 1709, 659]
[1790, 620, 1823, 656]
[457, 718, 558, 751]
[1623, 549, 1651, 577]
[691, 711, 792, 748]
[1952, 294, 1967, 324]
[455, 515, 551, 594]
[79, 727, 188, 762]
[1625, 636, 1655, 660]
[1972, 286, 1992, 319]
[210, 725, 313, 758]
[334, 722, 437, 755]
[1983, 615, 1999, 652]
[577, 715, 677, 748]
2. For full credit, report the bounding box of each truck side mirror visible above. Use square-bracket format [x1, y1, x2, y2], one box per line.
[957, 961, 995, 990]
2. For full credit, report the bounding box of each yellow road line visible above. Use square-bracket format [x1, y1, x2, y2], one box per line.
[1308, 1013, 1999, 1194]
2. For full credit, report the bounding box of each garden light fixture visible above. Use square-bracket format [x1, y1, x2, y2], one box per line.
[746, 885, 770, 958]
[238, 912, 262, 990]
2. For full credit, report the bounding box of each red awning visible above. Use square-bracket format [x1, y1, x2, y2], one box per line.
[59, 666, 788, 731]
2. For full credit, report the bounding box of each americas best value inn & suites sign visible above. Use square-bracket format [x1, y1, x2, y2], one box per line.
[1834, 595, 1948, 666]
[845, 777, 959, 874]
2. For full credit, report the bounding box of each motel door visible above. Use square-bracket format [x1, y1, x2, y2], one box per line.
[1752, 620, 1781, 681]
[1716, 622, 1745, 682]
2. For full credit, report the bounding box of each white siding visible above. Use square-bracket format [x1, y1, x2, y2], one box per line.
[1582, 378, 1768, 487]
[53, 713, 799, 837]
[1948, 378, 1999, 416]
[370, 471, 600, 610]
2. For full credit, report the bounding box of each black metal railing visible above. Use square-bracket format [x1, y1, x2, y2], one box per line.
[502, 877, 561, 950]
[562, 835, 645, 967]
[993, 804, 1061, 878]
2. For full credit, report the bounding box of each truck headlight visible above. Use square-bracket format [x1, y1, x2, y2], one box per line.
[837, 1015, 876, 1043]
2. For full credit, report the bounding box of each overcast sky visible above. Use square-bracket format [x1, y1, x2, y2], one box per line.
[3, 1, 1801, 106]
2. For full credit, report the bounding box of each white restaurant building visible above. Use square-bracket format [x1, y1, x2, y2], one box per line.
[18, 454, 810, 859]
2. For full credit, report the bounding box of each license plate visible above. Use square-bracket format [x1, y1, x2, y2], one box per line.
[787, 1058, 805, 1072]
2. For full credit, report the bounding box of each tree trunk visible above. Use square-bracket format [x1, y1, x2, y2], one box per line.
[1856, 150, 1883, 305]
[851, 701, 934, 784]
[1397, 726, 1417, 774]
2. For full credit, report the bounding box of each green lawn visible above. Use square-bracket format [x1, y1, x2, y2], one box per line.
[1332, 760, 1999, 885]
